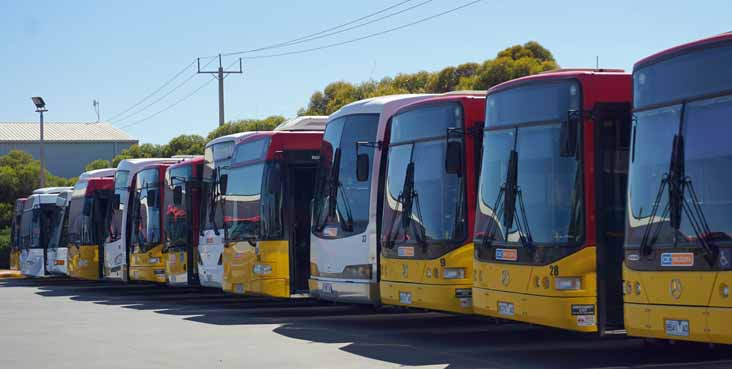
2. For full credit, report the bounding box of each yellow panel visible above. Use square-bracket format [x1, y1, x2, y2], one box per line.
[222, 240, 290, 298]
[643, 303, 708, 343]
[706, 306, 732, 344]
[380, 244, 473, 313]
[165, 250, 188, 283]
[474, 287, 598, 332]
[67, 244, 99, 280]
[129, 244, 167, 283]
[623, 303, 650, 337]
[625, 268, 717, 306]
[9, 250, 20, 271]
[707, 271, 732, 308]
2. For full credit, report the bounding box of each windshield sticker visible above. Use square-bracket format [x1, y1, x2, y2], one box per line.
[495, 248, 518, 262]
[324, 226, 338, 238]
[661, 252, 694, 267]
[398, 246, 415, 257]
[576, 315, 595, 327]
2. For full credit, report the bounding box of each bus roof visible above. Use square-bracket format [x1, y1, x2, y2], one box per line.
[487, 69, 628, 95]
[233, 130, 324, 161]
[273, 116, 328, 131]
[329, 94, 435, 120]
[205, 131, 259, 149]
[32, 187, 73, 194]
[79, 168, 116, 180]
[634, 32, 732, 70]
[391, 92, 487, 117]
[167, 156, 204, 170]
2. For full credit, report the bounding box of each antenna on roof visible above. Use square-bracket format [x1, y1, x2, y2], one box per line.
[93, 100, 100, 122]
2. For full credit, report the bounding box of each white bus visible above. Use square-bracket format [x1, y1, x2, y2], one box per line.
[19, 189, 70, 277]
[309, 95, 434, 304]
[46, 189, 73, 275]
[103, 158, 182, 281]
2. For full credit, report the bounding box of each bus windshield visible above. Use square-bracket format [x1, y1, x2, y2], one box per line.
[627, 95, 732, 249]
[68, 188, 97, 246]
[108, 170, 129, 243]
[312, 114, 379, 239]
[224, 163, 265, 241]
[381, 103, 466, 248]
[164, 165, 192, 249]
[475, 80, 583, 247]
[201, 142, 233, 233]
[130, 168, 162, 252]
[46, 203, 67, 250]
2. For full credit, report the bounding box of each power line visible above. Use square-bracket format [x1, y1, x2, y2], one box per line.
[221, 0, 432, 57]
[112, 57, 217, 123]
[106, 60, 196, 121]
[201, 0, 414, 59]
[240, 0, 484, 60]
[119, 59, 240, 130]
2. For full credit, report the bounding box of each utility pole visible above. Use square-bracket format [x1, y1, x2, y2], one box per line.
[197, 54, 243, 126]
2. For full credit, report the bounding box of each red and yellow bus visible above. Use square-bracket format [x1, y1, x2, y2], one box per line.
[623, 33, 732, 344]
[221, 129, 324, 298]
[473, 70, 632, 333]
[67, 178, 115, 280]
[164, 157, 203, 286]
[378, 92, 485, 314]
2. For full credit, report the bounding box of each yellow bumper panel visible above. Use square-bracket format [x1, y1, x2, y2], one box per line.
[473, 287, 598, 332]
[223, 240, 291, 298]
[129, 244, 167, 283]
[625, 303, 732, 344]
[165, 250, 188, 285]
[380, 280, 472, 314]
[68, 245, 100, 280]
[9, 250, 20, 271]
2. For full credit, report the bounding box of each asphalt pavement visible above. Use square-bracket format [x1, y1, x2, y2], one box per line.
[1, 277, 731, 369]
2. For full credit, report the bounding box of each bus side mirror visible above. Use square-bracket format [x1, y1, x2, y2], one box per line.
[83, 201, 92, 216]
[267, 168, 281, 193]
[219, 174, 229, 195]
[356, 153, 370, 182]
[560, 113, 579, 157]
[445, 141, 463, 176]
[173, 186, 183, 205]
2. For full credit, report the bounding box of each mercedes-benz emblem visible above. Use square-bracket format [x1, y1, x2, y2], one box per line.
[670, 279, 683, 300]
[501, 270, 510, 286]
[402, 264, 408, 278]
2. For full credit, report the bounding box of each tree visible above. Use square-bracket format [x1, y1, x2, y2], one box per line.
[206, 116, 286, 141]
[163, 134, 206, 157]
[300, 41, 558, 114]
[84, 159, 112, 171]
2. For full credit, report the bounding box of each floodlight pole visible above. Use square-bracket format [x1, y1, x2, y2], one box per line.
[37, 108, 47, 187]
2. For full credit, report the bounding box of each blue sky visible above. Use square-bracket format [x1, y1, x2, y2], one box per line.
[1, 0, 729, 144]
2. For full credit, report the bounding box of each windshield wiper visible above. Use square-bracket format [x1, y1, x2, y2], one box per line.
[319, 148, 354, 233]
[383, 161, 427, 250]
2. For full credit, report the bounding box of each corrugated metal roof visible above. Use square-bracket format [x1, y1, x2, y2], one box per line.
[0, 122, 137, 143]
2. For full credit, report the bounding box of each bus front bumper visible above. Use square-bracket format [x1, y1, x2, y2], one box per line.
[625, 302, 732, 345]
[473, 287, 598, 332]
[380, 280, 473, 314]
[309, 278, 379, 305]
[129, 266, 167, 283]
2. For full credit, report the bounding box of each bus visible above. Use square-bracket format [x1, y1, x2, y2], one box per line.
[67, 178, 115, 280]
[221, 119, 326, 297]
[201, 116, 326, 289]
[623, 33, 732, 344]
[9, 198, 26, 271]
[309, 95, 435, 304]
[472, 70, 632, 333]
[128, 163, 176, 283]
[47, 170, 114, 276]
[376, 92, 485, 313]
[19, 189, 72, 277]
[104, 158, 180, 281]
[164, 157, 204, 286]
[46, 189, 73, 275]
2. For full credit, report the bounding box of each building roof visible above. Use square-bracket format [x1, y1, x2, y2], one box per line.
[0, 122, 137, 143]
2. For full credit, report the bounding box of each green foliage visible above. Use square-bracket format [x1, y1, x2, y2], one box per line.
[84, 159, 112, 171]
[301, 41, 558, 115]
[163, 134, 206, 157]
[0, 150, 73, 228]
[206, 116, 286, 141]
[0, 226, 9, 269]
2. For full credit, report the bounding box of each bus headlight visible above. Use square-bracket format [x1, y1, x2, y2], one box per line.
[342, 264, 372, 279]
[634, 282, 642, 296]
[253, 264, 272, 275]
[443, 268, 466, 279]
[555, 277, 581, 291]
[148, 257, 161, 264]
[721, 283, 729, 298]
[623, 281, 632, 295]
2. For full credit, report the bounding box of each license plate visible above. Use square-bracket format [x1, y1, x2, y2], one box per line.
[322, 282, 333, 294]
[498, 301, 515, 316]
[665, 319, 690, 337]
[399, 291, 412, 305]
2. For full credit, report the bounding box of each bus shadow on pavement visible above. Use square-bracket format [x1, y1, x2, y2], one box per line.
[5, 278, 732, 369]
